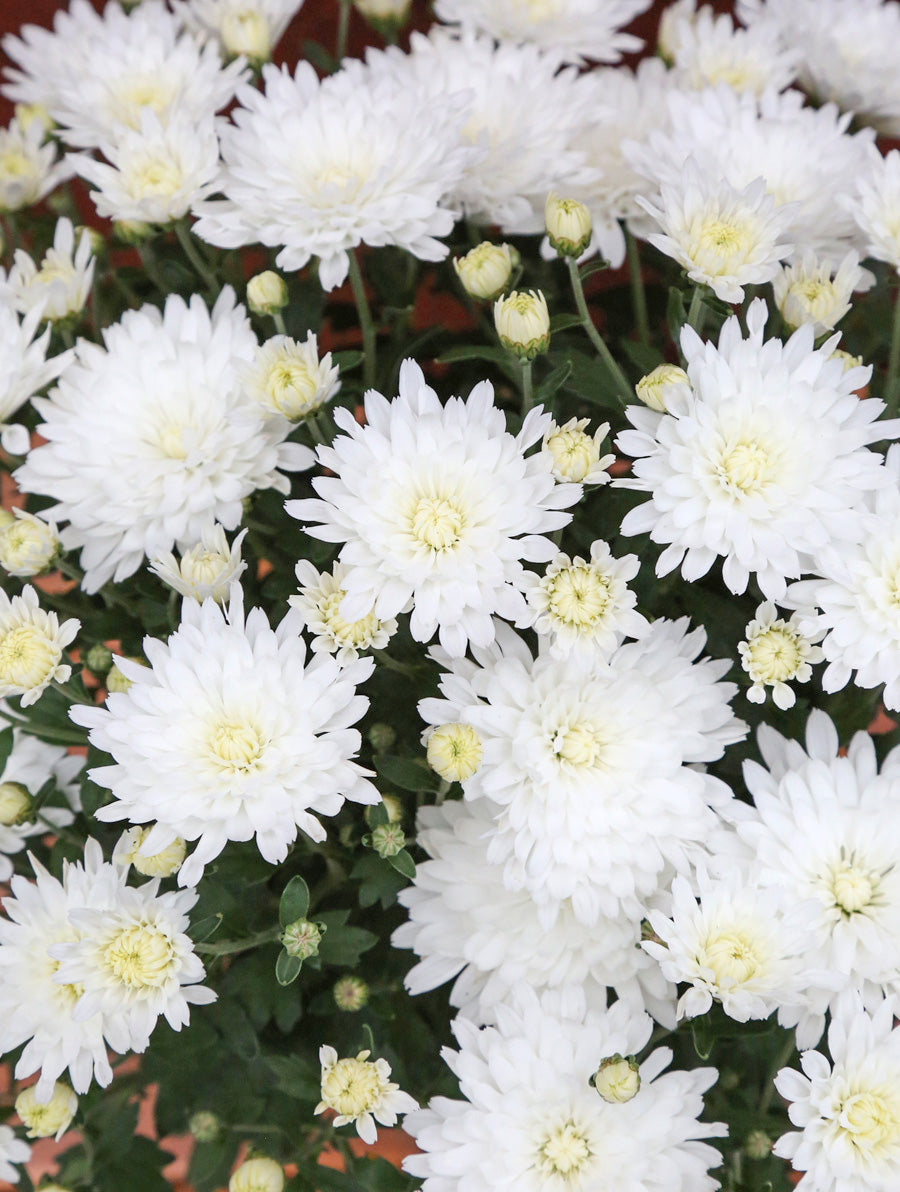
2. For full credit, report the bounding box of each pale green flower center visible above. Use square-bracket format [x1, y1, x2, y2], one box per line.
[182, 548, 230, 587]
[208, 720, 265, 772]
[0, 148, 33, 179]
[103, 924, 177, 989]
[716, 439, 774, 497]
[537, 1121, 592, 1178]
[838, 1090, 900, 1152]
[128, 155, 184, 199]
[703, 930, 762, 985]
[261, 355, 318, 419]
[745, 625, 803, 683]
[321, 1056, 385, 1117]
[551, 722, 602, 769]
[0, 624, 59, 689]
[411, 496, 465, 551]
[546, 430, 598, 482]
[426, 723, 483, 782]
[830, 860, 877, 915]
[221, 11, 271, 60]
[514, 0, 563, 21]
[319, 589, 379, 648]
[113, 75, 174, 125]
[545, 564, 612, 629]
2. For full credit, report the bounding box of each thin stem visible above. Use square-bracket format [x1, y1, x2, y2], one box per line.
[887, 283, 900, 409]
[137, 240, 169, 294]
[50, 679, 80, 704]
[59, 325, 74, 350]
[686, 285, 706, 335]
[273, 311, 287, 336]
[336, 0, 351, 62]
[174, 220, 218, 294]
[758, 1032, 796, 1118]
[625, 228, 650, 348]
[196, 925, 281, 958]
[565, 256, 632, 406]
[521, 359, 534, 414]
[348, 249, 377, 392]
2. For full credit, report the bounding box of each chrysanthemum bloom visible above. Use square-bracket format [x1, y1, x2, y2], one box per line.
[175, 0, 304, 63]
[404, 992, 726, 1192]
[616, 301, 896, 600]
[16, 288, 312, 593]
[0, 509, 59, 578]
[192, 56, 477, 290]
[419, 618, 745, 925]
[7, 219, 95, 324]
[850, 148, 900, 276]
[0, 1126, 29, 1185]
[626, 84, 874, 260]
[0, 117, 69, 213]
[520, 540, 649, 660]
[238, 333, 340, 421]
[15, 1081, 77, 1140]
[0, 840, 212, 1099]
[785, 445, 900, 710]
[772, 249, 869, 335]
[290, 561, 397, 664]
[2, 0, 247, 150]
[69, 110, 220, 227]
[541, 417, 613, 484]
[316, 1045, 417, 1144]
[72, 588, 379, 887]
[736, 711, 900, 1046]
[361, 30, 600, 234]
[643, 867, 821, 1024]
[738, 602, 824, 709]
[149, 525, 248, 605]
[0, 586, 78, 707]
[669, 3, 797, 96]
[0, 301, 71, 456]
[288, 360, 580, 657]
[774, 999, 900, 1190]
[393, 800, 674, 1024]
[637, 164, 794, 304]
[433, 0, 652, 65]
[0, 716, 82, 882]
[739, 0, 900, 135]
[425, 723, 483, 783]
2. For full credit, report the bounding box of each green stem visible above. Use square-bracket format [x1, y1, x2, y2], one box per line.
[521, 359, 534, 414]
[625, 228, 650, 348]
[336, 0, 351, 61]
[60, 325, 74, 350]
[50, 679, 80, 704]
[273, 311, 287, 336]
[137, 240, 169, 294]
[174, 219, 218, 294]
[196, 925, 281, 958]
[566, 256, 632, 406]
[348, 249, 377, 392]
[686, 285, 706, 335]
[758, 1032, 796, 1118]
[887, 283, 900, 409]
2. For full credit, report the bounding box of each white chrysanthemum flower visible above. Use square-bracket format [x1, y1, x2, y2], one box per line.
[69, 110, 220, 227]
[0, 508, 59, 578]
[71, 588, 379, 888]
[419, 618, 745, 926]
[0, 839, 212, 1099]
[149, 525, 248, 605]
[2, 0, 247, 150]
[637, 164, 793, 304]
[0, 586, 78, 707]
[404, 992, 726, 1192]
[193, 57, 477, 291]
[0, 117, 69, 213]
[785, 445, 900, 711]
[0, 715, 82, 882]
[772, 249, 869, 334]
[288, 360, 580, 658]
[541, 417, 613, 485]
[238, 333, 340, 421]
[16, 288, 312, 593]
[362, 30, 600, 235]
[658, 0, 697, 59]
[15, 1081, 77, 1140]
[316, 1045, 417, 1145]
[0, 1126, 29, 1185]
[0, 301, 71, 456]
[616, 300, 895, 600]
[851, 148, 900, 276]
[433, 0, 651, 65]
[736, 711, 900, 1047]
[7, 218, 94, 324]
[290, 561, 397, 664]
[393, 800, 675, 1024]
[670, 4, 797, 96]
[520, 540, 649, 660]
[425, 723, 483, 783]
[625, 84, 875, 261]
[175, 0, 304, 62]
[113, 826, 187, 879]
[739, 0, 900, 136]
[643, 868, 820, 1024]
[738, 602, 824, 709]
[774, 1000, 900, 1190]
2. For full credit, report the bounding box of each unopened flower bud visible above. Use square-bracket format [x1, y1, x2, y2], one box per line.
[635, 363, 691, 413]
[84, 643, 114, 674]
[229, 1156, 285, 1192]
[115, 825, 186, 877]
[281, 918, 323, 960]
[545, 194, 592, 258]
[590, 1054, 640, 1103]
[744, 1130, 772, 1160]
[368, 822, 405, 858]
[720, 1070, 740, 1091]
[247, 270, 288, 316]
[333, 975, 369, 1011]
[354, 0, 412, 29]
[106, 656, 146, 694]
[365, 794, 402, 828]
[221, 11, 272, 62]
[426, 723, 483, 782]
[367, 722, 396, 753]
[494, 289, 551, 360]
[0, 509, 59, 577]
[454, 242, 515, 301]
[189, 1110, 221, 1142]
[15, 1082, 78, 1139]
[0, 782, 34, 826]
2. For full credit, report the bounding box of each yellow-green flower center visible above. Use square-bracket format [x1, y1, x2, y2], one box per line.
[208, 720, 265, 772]
[702, 930, 762, 986]
[838, 1090, 900, 1153]
[319, 589, 379, 648]
[716, 439, 774, 497]
[426, 723, 483, 782]
[103, 923, 177, 989]
[829, 859, 877, 916]
[551, 722, 602, 770]
[410, 496, 465, 551]
[545, 564, 612, 630]
[320, 1055, 385, 1117]
[537, 1121, 592, 1179]
[0, 623, 59, 690]
[744, 625, 803, 684]
[128, 155, 184, 199]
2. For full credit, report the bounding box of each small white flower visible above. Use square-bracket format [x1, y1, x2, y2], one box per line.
[670, 4, 798, 96]
[591, 1055, 641, 1103]
[0, 585, 78, 706]
[541, 417, 613, 485]
[545, 194, 592, 258]
[424, 723, 483, 783]
[0, 117, 69, 213]
[246, 271, 288, 316]
[453, 241, 515, 301]
[0, 508, 59, 577]
[7, 218, 94, 324]
[149, 525, 248, 605]
[15, 1081, 77, 1140]
[316, 1045, 417, 1145]
[176, 0, 304, 63]
[290, 560, 397, 664]
[521, 540, 648, 660]
[772, 250, 870, 335]
[0, 302, 71, 455]
[852, 147, 900, 276]
[738, 602, 825, 710]
[0, 1125, 29, 1185]
[239, 333, 340, 421]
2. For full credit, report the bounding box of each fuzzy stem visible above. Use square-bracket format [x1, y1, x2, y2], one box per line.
[174, 220, 218, 294]
[521, 359, 534, 414]
[566, 256, 632, 406]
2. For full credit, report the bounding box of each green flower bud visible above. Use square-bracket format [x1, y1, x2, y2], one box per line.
[84, 643, 114, 674]
[281, 918, 323, 959]
[367, 722, 396, 753]
[189, 1111, 221, 1142]
[368, 822, 406, 859]
[333, 975, 369, 1011]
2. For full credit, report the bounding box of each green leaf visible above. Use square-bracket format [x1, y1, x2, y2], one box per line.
[279, 874, 311, 926]
[334, 349, 364, 371]
[548, 313, 582, 333]
[619, 339, 665, 376]
[350, 853, 406, 910]
[190, 913, 224, 943]
[434, 344, 520, 381]
[578, 257, 610, 280]
[536, 359, 573, 404]
[266, 1054, 322, 1100]
[374, 754, 439, 794]
[0, 727, 13, 772]
[666, 286, 688, 345]
[275, 949, 303, 986]
[317, 920, 378, 967]
[301, 39, 337, 74]
[367, 801, 391, 829]
[691, 1014, 716, 1061]
[388, 849, 416, 880]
